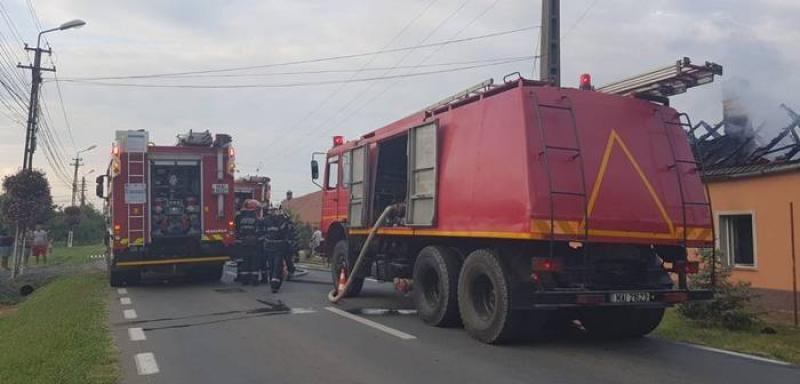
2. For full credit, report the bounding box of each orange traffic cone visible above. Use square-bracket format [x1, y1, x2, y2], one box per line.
[337, 269, 347, 295]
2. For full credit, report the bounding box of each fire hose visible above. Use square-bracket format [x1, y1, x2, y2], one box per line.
[328, 204, 397, 303]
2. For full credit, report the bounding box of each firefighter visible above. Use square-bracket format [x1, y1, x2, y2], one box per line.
[235, 199, 263, 285]
[262, 207, 297, 293]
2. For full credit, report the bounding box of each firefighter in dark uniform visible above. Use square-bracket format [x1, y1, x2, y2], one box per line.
[262, 207, 297, 293]
[235, 199, 263, 285]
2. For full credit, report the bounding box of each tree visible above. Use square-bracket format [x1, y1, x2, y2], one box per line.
[0, 169, 54, 277]
[678, 249, 761, 330]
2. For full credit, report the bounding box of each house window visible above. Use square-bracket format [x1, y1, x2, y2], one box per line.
[719, 214, 755, 267]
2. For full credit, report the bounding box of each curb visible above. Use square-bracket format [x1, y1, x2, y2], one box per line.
[296, 263, 329, 272]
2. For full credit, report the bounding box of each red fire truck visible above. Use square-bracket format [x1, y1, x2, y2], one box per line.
[312, 58, 722, 343]
[97, 130, 237, 286]
[234, 176, 271, 211]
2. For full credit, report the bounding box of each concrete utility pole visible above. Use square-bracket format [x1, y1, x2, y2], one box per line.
[18, 19, 86, 170]
[18, 42, 53, 170]
[539, 0, 560, 86]
[80, 176, 86, 207]
[71, 157, 83, 206]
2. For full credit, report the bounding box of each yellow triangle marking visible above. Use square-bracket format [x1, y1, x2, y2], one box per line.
[583, 130, 674, 236]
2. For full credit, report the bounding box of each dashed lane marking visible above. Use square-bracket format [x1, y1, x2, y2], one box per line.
[123, 309, 138, 320]
[325, 306, 416, 340]
[120, 297, 132, 305]
[117, 288, 128, 295]
[128, 327, 146, 341]
[134, 353, 160, 375]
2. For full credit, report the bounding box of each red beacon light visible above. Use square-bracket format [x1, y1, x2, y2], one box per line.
[579, 73, 592, 90]
[333, 135, 345, 147]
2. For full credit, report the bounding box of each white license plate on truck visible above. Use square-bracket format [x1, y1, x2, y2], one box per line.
[609, 292, 652, 303]
[212, 184, 229, 194]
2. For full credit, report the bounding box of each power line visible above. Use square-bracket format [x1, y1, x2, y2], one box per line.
[562, 0, 599, 41]
[65, 26, 538, 81]
[57, 57, 533, 89]
[328, 0, 505, 133]
[51, 73, 76, 148]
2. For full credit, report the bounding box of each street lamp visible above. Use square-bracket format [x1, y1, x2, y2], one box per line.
[38, 19, 86, 47]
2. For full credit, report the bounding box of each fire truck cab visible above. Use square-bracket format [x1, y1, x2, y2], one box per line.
[313, 60, 722, 343]
[97, 130, 236, 286]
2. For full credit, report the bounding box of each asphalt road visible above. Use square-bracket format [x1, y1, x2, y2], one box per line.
[108, 266, 799, 384]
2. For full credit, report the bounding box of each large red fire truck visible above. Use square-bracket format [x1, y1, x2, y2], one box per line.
[312, 58, 722, 343]
[97, 130, 237, 286]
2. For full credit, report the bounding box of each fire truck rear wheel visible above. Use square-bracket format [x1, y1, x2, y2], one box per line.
[458, 248, 520, 344]
[413, 245, 462, 327]
[580, 307, 665, 338]
[331, 240, 364, 297]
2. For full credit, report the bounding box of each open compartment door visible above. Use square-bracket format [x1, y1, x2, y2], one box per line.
[348, 145, 368, 228]
[407, 121, 438, 226]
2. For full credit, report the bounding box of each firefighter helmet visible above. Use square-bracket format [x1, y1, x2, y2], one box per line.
[242, 199, 260, 211]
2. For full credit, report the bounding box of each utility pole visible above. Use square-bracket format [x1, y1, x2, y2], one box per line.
[539, 0, 560, 86]
[80, 176, 87, 207]
[70, 157, 83, 206]
[18, 43, 54, 170]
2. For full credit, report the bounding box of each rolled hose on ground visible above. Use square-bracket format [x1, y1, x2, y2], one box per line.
[328, 205, 397, 303]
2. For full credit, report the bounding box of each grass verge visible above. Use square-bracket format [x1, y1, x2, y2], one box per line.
[48, 243, 105, 265]
[0, 272, 117, 384]
[654, 309, 800, 365]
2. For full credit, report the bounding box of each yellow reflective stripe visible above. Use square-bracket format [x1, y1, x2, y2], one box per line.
[116, 256, 230, 267]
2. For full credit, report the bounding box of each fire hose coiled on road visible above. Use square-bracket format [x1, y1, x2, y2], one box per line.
[328, 205, 397, 304]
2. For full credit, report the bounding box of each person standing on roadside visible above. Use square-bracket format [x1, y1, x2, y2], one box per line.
[31, 225, 49, 265]
[0, 230, 12, 271]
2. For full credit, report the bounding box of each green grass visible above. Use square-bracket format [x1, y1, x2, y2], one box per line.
[47, 243, 105, 265]
[0, 273, 117, 384]
[654, 309, 800, 365]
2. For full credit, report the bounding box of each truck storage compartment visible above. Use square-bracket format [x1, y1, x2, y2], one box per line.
[151, 160, 202, 238]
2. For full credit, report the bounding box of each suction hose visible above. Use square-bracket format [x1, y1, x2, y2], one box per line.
[328, 205, 398, 303]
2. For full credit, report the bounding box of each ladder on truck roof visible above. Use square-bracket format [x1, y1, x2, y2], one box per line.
[126, 151, 146, 246]
[596, 57, 723, 99]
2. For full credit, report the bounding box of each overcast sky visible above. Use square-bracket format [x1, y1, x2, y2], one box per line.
[1, 0, 798, 206]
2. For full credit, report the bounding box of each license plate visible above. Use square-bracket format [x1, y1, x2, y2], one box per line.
[212, 184, 229, 194]
[609, 292, 652, 303]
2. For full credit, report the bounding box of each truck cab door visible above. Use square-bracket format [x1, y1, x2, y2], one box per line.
[322, 155, 341, 225]
[347, 145, 369, 228]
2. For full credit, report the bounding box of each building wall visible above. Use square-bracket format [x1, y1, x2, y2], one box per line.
[280, 190, 323, 228]
[707, 171, 800, 292]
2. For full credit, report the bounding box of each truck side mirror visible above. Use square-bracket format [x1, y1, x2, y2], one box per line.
[311, 160, 319, 180]
[95, 175, 107, 199]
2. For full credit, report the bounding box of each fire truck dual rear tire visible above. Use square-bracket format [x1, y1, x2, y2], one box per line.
[413, 246, 462, 327]
[458, 248, 521, 344]
[331, 240, 364, 297]
[580, 307, 665, 338]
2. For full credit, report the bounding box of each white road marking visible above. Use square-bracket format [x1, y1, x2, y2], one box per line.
[366, 278, 378, 282]
[290, 307, 317, 314]
[134, 353, 160, 375]
[123, 309, 138, 319]
[673, 341, 792, 366]
[325, 306, 416, 340]
[128, 327, 146, 341]
[120, 297, 132, 305]
[117, 288, 128, 295]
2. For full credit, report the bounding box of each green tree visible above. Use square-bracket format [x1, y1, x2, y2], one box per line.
[0, 169, 54, 227]
[678, 249, 761, 330]
[0, 169, 54, 277]
[47, 204, 106, 246]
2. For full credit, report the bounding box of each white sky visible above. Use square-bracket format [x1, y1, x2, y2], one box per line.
[1, 0, 798, 206]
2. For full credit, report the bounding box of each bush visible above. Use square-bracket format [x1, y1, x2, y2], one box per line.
[678, 249, 761, 330]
